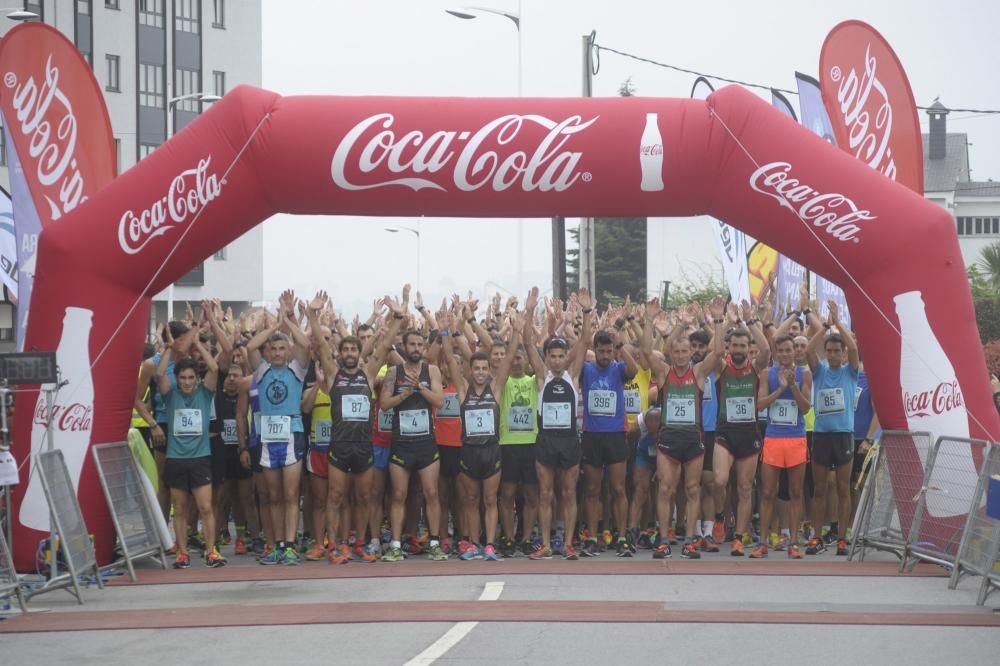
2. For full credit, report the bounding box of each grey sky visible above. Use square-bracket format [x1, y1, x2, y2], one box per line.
[260, 0, 1000, 316]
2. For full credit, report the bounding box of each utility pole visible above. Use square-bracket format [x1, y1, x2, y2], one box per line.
[579, 33, 596, 295]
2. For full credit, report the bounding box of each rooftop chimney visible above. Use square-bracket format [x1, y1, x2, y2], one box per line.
[927, 98, 949, 160]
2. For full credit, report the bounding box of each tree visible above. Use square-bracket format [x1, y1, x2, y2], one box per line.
[618, 77, 637, 97]
[565, 218, 647, 306]
[980, 241, 1000, 292]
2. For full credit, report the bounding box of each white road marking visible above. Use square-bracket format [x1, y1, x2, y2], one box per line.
[403, 580, 505, 666]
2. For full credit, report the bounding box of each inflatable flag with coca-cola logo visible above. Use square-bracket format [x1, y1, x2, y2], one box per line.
[1, 21, 996, 570]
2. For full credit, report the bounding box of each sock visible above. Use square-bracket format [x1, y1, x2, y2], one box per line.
[703, 520, 714, 538]
[430, 535, 440, 547]
[692, 522, 703, 538]
[829, 522, 839, 536]
[391, 539, 401, 549]
[370, 537, 379, 548]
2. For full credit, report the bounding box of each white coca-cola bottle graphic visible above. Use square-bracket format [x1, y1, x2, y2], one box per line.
[639, 113, 664, 192]
[19, 307, 94, 531]
[894, 291, 977, 518]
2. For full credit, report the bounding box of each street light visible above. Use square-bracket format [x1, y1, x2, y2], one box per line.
[385, 225, 421, 293]
[4, 10, 40, 21]
[164, 92, 221, 321]
[446, 3, 524, 297]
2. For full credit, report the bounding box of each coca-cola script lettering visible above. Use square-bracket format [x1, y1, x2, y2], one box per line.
[749, 162, 876, 242]
[33, 401, 93, 432]
[829, 44, 896, 181]
[331, 113, 597, 193]
[4, 55, 86, 221]
[903, 380, 964, 419]
[117, 157, 223, 255]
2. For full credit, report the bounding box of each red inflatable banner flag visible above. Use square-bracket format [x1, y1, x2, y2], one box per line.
[819, 20, 924, 193]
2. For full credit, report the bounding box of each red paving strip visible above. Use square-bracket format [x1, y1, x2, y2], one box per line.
[1, 600, 996, 633]
[108, 558, 948, 586]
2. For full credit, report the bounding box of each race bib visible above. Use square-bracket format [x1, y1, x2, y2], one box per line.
[725, 397, 754, 423]
[464, 408, 496, 436]
[588, 390, 617, 417]
[312, 418, 332, 445]
[665, 397, 696, 425]
[769, 399, 799, 426]
[173, 409, 203, 437]
[542, 402, 572, 429]
[646, 440, 657, 458]
[507, 405, 534, 432]
[341, 394, 370, 422]
[399, 409, 430, 436]
[817, 388, 846, 416]
[222, 418, 238, 444]
[210, 400, 217, 422]
[261, 415, 292, 443]
[377, 408, 394, 432]
[854, 385, 863, 411]
[439, 392, 461, 418]
[624, 389, 642, 415]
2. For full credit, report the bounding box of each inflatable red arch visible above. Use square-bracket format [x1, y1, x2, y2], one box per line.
[3, 24, 995, 569]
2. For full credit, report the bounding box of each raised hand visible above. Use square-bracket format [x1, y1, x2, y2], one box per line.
[726, 302, 740, 324]
[415, 290, 424, 311]
[308, 290, 328, 313]
[708, 295, 726, 321]
[385, 294, 404, 317]
[645, 296, 662, 321]
[827, 300, 840, 324]
[525, 286, 539, 313]
[778, 367, 791, 388]
[740, 299, 754, 323]
[798, 283, 809, 311]
[577, 287, 593, 311]
[401, 283, 412, 306]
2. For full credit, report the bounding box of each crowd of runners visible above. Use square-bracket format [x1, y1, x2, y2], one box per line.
[133, 281, 878, 569]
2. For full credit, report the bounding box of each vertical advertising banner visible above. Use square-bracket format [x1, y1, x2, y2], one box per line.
[773, 253, 807, 319]
[0, 180, 17, 298]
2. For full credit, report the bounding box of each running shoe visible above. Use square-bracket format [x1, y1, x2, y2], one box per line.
[258, 548, 282, 565]
[652, 543, 671, 559]
[836, 539, 849, 556]
[250, 537, 266, 555]
[460, 544, 483, 561]
[234, 536, 248, 556]
[730, 538, 744, 557]
[188, 532, 207, 552]
[775, 535, 790, 552]
[355, 543, 378, 563]
[805, 537, 827, 555]
[328, 543, 351, 565]
[712, 520, 726, 545]
[457, 540, 475, 556]
[699, 535, 720, 553]
[749, 543, 768, 559]
[219, 529, 232, 546]
[563, 543, 579, 560]
[581, 538, 601, 558]
[283, 547, 300, 565]
[742, 532, 753, 547]
[403, 535, 425, 555]
[440, 537, 454, 555]
[787, 544, 803, 559]
[602, 529, 614, 549]
[173, 551, 191, 569]
[500, 537, 516, 559]
[305, 544, 328, 561]
[637, 528, 655, 550]
[615, 537, 632, 558]
[167, 543, 179, 556]
[680, 542, 701, 559]
[527, 544, 553, 560]
[483, 544, 499, 561]
[381, 546, 404, 562]
[666, 527, 678, 545]
[428, 544, 449, 561]
[768, 532, 780, 549]
[521, 539, 535, 557]
[300, 537, 316, 554]
[206, 548, 228, 568]
[823, 529, 839, 546]
[551, 533, 565, 555]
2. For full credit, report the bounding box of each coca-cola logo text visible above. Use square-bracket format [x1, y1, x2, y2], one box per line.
[117, 157, 223, 255]
[4, 55, 86, 221]
[331, 113, 597, 193]
[903, 380, 964, 419]
[33, 402, 93, 432]
[749, 162, 876, 243]
[829, 44, 896, 181]
[640, 143, 662, 156]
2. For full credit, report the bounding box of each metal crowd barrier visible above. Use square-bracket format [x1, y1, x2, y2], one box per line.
[901, 437, 990, 573]
[849, 431, 932, 562]
[948, 443, 1000, 605]
[92, 442, 168, 581]
[0, 516, 26, 613]
[25, 448, 103, 604]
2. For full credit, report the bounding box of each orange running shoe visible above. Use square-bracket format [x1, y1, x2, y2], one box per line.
[328, 543, 351, 565]
[730, 538, 744, 557]
[353, 543, 377, 563]
[305, 543, 327, 561]
[749, 543, 768, 559]
[712, 520, 726, 544]
[787, 544, 803, 559]
[173, 551, 191, 569]
[699, 536, 720, 553]
[234, 537, 248, 556]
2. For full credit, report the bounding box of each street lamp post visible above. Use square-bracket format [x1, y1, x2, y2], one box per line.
[446, 3, 524, 298]
[385, 225, 421, 293]
[163, 92, 222, 322]
[4, 10, 40, 21]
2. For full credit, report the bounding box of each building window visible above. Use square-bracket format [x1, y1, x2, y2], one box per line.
[956, 217, 1000, 237]
[139, 0, 164, 28]
[24, 1, 43, 21]
[106, 0, 119, 9]
[139, 63, 165, 108]
[114, 138, 121, 174]
[106, 54, 120, 92]
[174, 68, 201, 112]
[213, 247, 227, 261]
[139, 143, 159, 160]
[77, 0, 91, 13]
[213, 70, 226, 97]
[212, 0, 224, 28]
[174, 0, 200, 34]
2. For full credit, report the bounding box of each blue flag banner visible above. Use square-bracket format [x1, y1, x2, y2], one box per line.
[3, 119, 42, 350]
